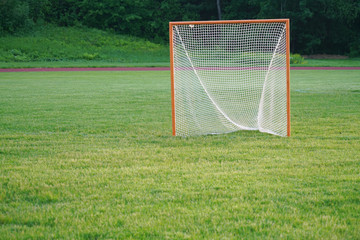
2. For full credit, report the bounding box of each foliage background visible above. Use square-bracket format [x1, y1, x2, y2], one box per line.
[0, 0, 360, 56]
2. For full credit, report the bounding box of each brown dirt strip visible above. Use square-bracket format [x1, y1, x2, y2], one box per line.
[0, 67, 360, 72]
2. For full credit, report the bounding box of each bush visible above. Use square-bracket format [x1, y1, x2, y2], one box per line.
[349, 40, 360, 58]
[290, 53, 306, 64]
[82, 53, 99, 60]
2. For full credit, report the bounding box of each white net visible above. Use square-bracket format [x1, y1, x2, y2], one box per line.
[171, 20, 289, 137]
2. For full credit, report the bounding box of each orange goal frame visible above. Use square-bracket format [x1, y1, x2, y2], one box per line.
[169, 19, 290, 137]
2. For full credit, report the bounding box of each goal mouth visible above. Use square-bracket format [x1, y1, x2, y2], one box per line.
[170, 19, 290, 137]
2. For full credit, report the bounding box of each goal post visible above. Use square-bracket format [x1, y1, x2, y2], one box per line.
[170, 19, 290, 137]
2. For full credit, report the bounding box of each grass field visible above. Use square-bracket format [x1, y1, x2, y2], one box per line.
[1, 57, 359, 69]
[0, 70, 359, 239]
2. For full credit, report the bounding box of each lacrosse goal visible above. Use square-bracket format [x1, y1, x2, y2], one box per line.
[169, 19, 290, 137]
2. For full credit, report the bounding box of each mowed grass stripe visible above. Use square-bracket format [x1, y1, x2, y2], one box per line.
[0, 70, 359, 239]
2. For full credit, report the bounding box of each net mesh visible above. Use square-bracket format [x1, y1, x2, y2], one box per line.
[171, 21, 288, 137]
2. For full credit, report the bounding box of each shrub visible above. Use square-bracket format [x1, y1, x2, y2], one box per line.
[82, 53, 99, 60]
[290, 53, 306, 64]
[349, 40, 360, 58]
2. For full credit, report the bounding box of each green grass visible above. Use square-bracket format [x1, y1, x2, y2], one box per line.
[1, 57, 359, 69]
[0, 70, 359, 239]
[293, 58, 360, 67]
[0, 61, 170, 69]
[1, 25, 360, 69]
[0, 25, 169, 66]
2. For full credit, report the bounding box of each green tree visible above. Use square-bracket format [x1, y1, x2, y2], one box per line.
[1, 0, 359, 55]
[0, 0, 32, 34]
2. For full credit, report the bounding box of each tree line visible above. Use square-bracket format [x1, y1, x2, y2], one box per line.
[1, 0, 359, 56]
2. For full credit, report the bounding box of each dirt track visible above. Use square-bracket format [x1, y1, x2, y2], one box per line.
[1, 67, 360, 72]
